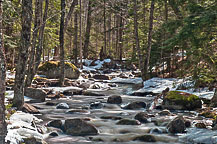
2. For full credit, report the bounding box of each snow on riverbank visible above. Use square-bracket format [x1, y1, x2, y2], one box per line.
[6, 112, 45, 144]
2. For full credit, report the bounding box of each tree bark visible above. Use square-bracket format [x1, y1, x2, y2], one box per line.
[59, 0, 66, 86]
[144, 0, 155, 80]
[103, 0, 107, 57]
[25, 0, 42, 87]
[25, 0, 49, 87]
[0, 1, 7, 143]
[79, 0, 83, 68]
[64, 0, 78, 33]
[13, 0, 32, 109]
[133, 0, 144, 79]
[73, 8, 78, 64]
[83, 0, 92, 59]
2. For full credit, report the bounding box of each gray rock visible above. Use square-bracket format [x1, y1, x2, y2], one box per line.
[23, 137, 47, 144]
[116, 119, 141, 125]
[107, 95, 122, 104]
[158, 109, 171, 116]
[38, 61, 80, 79]
[22, 103, 40, 114]
[90, 101, 104, 109]
[56, 103, 69, 109]
[47, 120, 63, 129]
[133, 135, 157, 142]
[64, 118, 98, 136]
[167, 116, 186, 133]
[134, 112, 149, 123]
[93, 74, 110, 80]
[24, 87, 47, 102]
[123, 101, 146, 110]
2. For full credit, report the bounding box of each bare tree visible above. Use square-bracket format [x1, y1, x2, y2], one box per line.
[0, 0, 7, 143]
[144, 0, 155, 80]
[13, 0, 33, 109]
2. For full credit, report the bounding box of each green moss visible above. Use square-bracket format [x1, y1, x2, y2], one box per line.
[166, 91, 199, 102]
[38, 61, 78, 71]
[38, 61, 59, 71]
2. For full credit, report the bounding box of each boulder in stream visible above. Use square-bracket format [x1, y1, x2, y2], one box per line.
[107, 95, 122, 104]
[64, 118, 98, 136]
[47, 120, 63, 129]
[56, 103, 69, 109]
[134, 112, 149, 123]
[22, 103, 40, 114]
[38, 61, 80, 79]
[167, 116, 186, 133]
[116, 119, 141, 125]
[162, 91, 202, 110]
[24, 87, 47, 102]
[122, 101, 146, 110]
[93, 74, 110, 80]
[133, 134, 157, 142]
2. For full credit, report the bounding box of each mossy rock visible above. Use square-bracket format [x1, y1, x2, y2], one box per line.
[38, 61, 80, 79]
[162, 91, 202, 110]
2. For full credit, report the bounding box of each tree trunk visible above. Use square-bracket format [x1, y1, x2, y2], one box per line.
[83, 0, 92, 59]
[144, 0, 155, 80]
[64, 0, 78, 33]
[133, 0, 144, 79]
[13, 0, 32, 109]
[73, 9, 78, 64]
[25, 0, 49, 87]
[79, 0, 83, 68]
[25, 0, 42, 87]
[103, 0, 107, 57]
[59, 0, 66, 86]
[0, 1, 7, 143]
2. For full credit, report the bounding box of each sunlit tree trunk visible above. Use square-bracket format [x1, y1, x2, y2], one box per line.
[13, 0, 32, 109]
[0, 1, 7, 143]
[79, 0, 83, 68]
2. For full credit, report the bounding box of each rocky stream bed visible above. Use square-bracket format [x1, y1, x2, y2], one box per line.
[4, 59, 217, 144]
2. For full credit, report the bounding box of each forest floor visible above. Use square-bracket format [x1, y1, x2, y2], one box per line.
[4, 59, 217, 144]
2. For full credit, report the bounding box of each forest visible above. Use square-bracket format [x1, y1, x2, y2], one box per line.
[0, 0, 216, 144]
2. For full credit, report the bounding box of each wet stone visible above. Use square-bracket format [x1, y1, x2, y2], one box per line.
[49, 131, 59, 137]
[90, 101, 104, 109]
[47, 120, 63, 129]
[167, 116, 186, 133]
[134, 112, 149, 123]
[64, 118, 98, 136]
[158, 109, 171, 116]
[123, 101, 146, 110]
[56, 103, 69, 109]
[100, 116, 122, 120]
[195, 122, 206, 128]
[107, 95, 122, 104]
[116, 119, 141, 125]
[133, 135, 157, 142]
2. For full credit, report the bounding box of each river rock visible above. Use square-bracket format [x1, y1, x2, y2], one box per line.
[49, 131, 59, 137]
[162, 91, 202, 110]
[22, 103, 40, 114]
[116, 119, 141, 125]
[24, 87, 47, 102]
[23, 137, 47, 144]
[62, 88, 82, 95]
[158, 109, 171, 116]
[64, 118, 98, 136]
[195, 122, 206, 128]
[90, 101, 104, 109]
[123, 101, 146, 110]
[93, 74, 110, 80]
[167, 116, 186, 133]
[107, 95, 122, 104]
[133, 135, 157, 142]
[47, 120, 63, 129]
[56, 103, 69, 109]
[134, 112, 149, 123]
[100, 116, 122, 120]
[38, 61, 80, 79]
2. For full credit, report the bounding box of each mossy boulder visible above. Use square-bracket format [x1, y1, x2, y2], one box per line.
[38, 61, 80, 79]
[162, 91, 202, 110]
